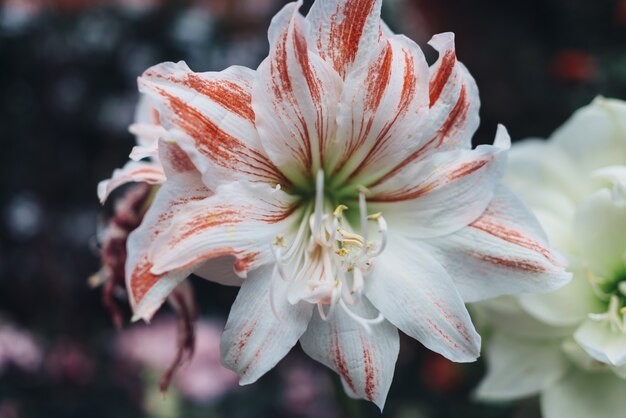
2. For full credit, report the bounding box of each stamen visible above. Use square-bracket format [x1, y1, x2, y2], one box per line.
[367, 213, 388, 258]
[313, 170, 324, 236]
[358, 189, 368, 249]
[351, 267, 364, 301]
[271, 244, 289, 282]
[338, 299, 384, 334]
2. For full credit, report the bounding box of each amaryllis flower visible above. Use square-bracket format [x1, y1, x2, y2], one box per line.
[113, 0, 570, 408]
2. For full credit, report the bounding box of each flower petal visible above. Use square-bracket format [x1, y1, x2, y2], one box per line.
[128, 94, 166, 161]
[369, 125, 510, 239]
[367, 32, 479, 182]
[306, 0, 383, 78]
[518, 264, 604, 327]
[148, 182, 299, 278]
[253, 2, 343, 185]
[365, 235, 481, 362]
[573, 187, 626, 278]
[126, 171, 210, 321]
[476, 332, 568, 401]
[574, 319, 626, 367]
[328, 33, 430, 183]
[475, 297, 573, 339]
[98, 160, 166, 203]
[221, 265, 313, 384]
[551, 97, 626, 174]
[299, 298, 399, 410]
[424, 184, 571, 302]
[542, 368, 626, 418]
[139, 61, 287, 189]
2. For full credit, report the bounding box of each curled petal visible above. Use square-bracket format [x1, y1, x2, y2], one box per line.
[125, 171, 210, 321]
[369, 125, 510, 239]
[148, 182, 299, 278]
[98, 161, 166, 204]
[139, 61, 287, 189]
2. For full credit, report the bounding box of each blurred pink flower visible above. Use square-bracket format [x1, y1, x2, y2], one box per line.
[280, 361, 339, 418]
[0, 402, 20, 418]
[0, 325, 43, 373]
[116, 317, 238, 403]
[45, 341, 96, 387]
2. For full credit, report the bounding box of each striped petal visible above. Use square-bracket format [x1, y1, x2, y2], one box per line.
[306, 0, 383, 78]
[368, 125, 510, 239]
[139, 61, 287, 189]
[328, 33, 430, 184]
[370, 32, 480, 184]
[253, 2, 343, 185]
[97, 160, 166, 203]
[148, 182, 299, 278]
[221, 265, 313, 384]
[424, 185, 572, 303]
[126, 171, 210, 321]
[365, 235, 481, 363]
[299, 298, 399, 410]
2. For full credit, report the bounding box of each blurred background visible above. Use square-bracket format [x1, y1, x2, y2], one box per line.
[1, 0, 625, 417]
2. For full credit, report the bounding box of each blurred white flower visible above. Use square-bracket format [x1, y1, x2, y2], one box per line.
[477, 97, 626, 418]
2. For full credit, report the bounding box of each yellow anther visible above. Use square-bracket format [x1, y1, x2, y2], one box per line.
[273, 234, 286, 248]
[367, 212, 383, 221]
[333, 204, 349, 218]
[336, 248, 350, 256]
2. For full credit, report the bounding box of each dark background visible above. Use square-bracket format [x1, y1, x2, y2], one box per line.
[1, 0, 624, 417]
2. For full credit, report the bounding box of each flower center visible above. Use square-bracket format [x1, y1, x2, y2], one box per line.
[588, 269, 626, 333]
[271, 170, 387, 331]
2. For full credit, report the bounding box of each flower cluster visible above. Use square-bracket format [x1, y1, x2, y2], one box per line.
[99, 0, 570, 407]
[477, 98, 626, 418]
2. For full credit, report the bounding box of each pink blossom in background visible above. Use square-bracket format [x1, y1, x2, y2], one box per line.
[45, 341, 96, 387]
[0, 402, 20, 418]
[0, 325, 43, 373]
[116, 317, 238, 403]
[280, 360, 339, 418]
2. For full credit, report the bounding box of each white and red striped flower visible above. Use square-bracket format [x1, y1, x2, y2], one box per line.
[105, 0, 571, 408]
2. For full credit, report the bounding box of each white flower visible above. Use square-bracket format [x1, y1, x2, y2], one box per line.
[103, 0, 569, 408]
[477, 97, 626, 418]
[97, 95, 168, 203]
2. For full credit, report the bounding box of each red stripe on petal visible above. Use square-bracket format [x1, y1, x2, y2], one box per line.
[361, 335, 377, 402]
[129, 256, 161, 305]
[331, 328, 356, 393]
[469, 211, 554, 262]
[158, 88, 288, 185]
[371, 85, 468, 188]
[429, 49, 456, 107]
[364, 42, 393, 112]
[467, 252, 547, 273]
[177, 73, 255, 122]
[328, 0, 378, 76]
[162, 143, 196, 173]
